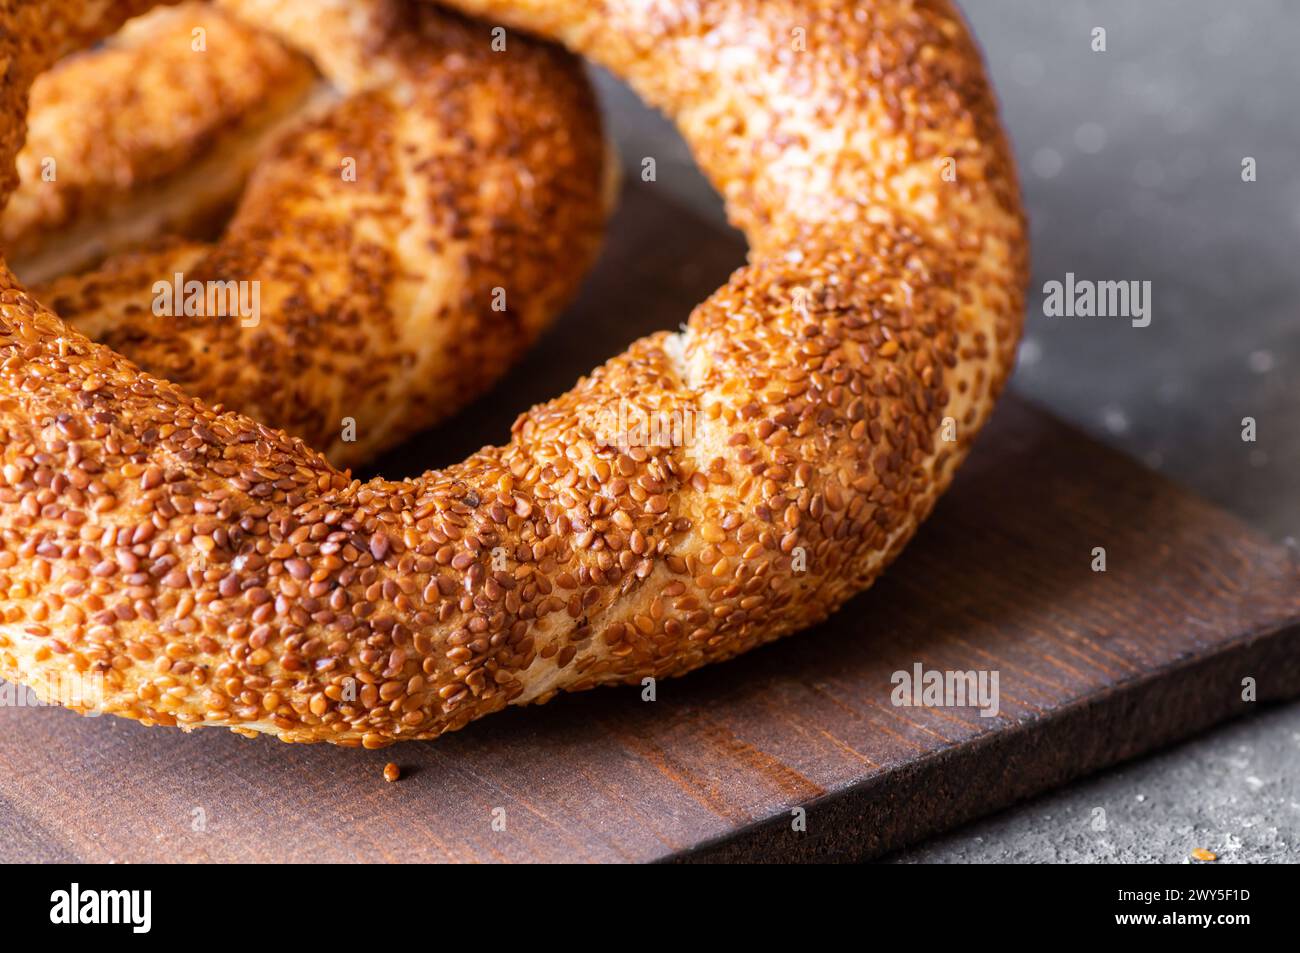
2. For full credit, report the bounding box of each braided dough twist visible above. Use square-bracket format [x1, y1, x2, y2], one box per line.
[0, 0, 1027, 746]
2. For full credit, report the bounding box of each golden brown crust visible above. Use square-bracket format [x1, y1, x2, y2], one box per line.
[5, 3, 319, 281]
[0, 0, 1027, 746]
[10, 0, 608, 465]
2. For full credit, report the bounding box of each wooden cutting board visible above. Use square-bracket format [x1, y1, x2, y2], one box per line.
[2, 185, 1296, 863]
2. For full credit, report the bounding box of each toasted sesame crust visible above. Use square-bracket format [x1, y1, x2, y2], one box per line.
[4, 3, 319, 282]
[8, 0, 608, 465]
[0, 0, 1027, 746]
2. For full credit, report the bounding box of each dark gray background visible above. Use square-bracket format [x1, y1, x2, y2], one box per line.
[590, 0, 1299, 862]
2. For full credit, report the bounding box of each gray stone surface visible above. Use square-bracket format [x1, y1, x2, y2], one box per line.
[591, 0, 1299, 863]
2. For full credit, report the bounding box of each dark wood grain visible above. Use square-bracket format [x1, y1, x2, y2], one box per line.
[1, 184, 1296, 863]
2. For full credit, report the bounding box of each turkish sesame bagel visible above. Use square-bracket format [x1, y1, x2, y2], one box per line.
[5, 0, 608, 466]
[0, 0, 1027, 746]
